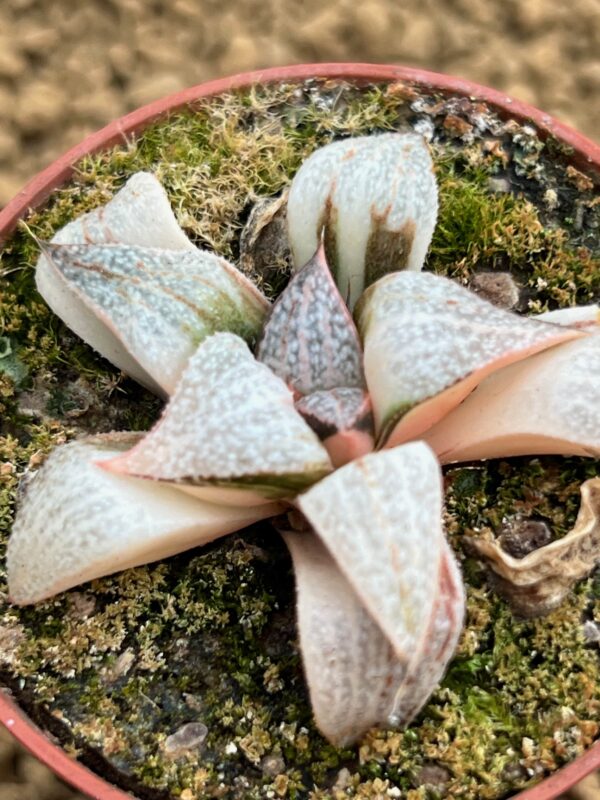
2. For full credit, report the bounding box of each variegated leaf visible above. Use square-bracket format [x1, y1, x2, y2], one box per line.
[356, 272, 583, 447]
[257, 244, 364, 395]
[7, 435, 281, 605]
[36, 174, 196, 392]
[257, 244, 372, 465]
[297, 443, 447, 661]
[103, 333, 333, 505]
[389, 543, 464, 725]
[423, 324, 600, 462]
[287, 134, 438, 309]
[49, 171, 196, 250]
[538, 303, 600, 329]
[282, 529, 407, 747]
[39, 242, 269, 397]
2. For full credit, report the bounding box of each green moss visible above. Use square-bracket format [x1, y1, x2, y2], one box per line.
[0, 79, 598, 800]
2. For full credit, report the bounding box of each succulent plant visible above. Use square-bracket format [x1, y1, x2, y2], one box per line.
[6, 135, 600, 747]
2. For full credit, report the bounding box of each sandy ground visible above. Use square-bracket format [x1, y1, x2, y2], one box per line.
[0, 0, 599, 206]
[0, 0, 599, 797]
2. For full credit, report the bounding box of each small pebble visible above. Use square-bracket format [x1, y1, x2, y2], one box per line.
[415, 763, 451, 790]
[333, 767, 352, 790]
[102, 649, 135, 685]
[68, 592, 96, 619]
[583, 620, 600, 644]
[487, 176, 511, 194]
[164, 722, 208, 758]
[470, 272, 520, 309]
[261, 753, 286, 777]
[443, 114, 473, 137]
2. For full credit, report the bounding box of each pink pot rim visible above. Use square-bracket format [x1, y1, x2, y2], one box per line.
[0, 62, 598, 800]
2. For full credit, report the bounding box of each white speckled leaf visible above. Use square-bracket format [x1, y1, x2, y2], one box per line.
[297, 443, 444, 661]
[356, 271, 582, 446]
[257, 243, 364, 394]
[537, 304, 600, 329]
[389, 543, 465, 725]
[36, 173, 197, 393]
[287, 134, 438, 309]
[282, 530, 407, 747]
[423, 327, 600, 463]
[7, 435, 281, 605]
[50, 171, 195, 250]
[104, 333, 333, 504]
[39, 242, 269, 397]
[257, 244, 372, 465]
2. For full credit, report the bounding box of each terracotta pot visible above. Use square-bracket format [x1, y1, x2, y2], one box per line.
[0, 63, 598, 800]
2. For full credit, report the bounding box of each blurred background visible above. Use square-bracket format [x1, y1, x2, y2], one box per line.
[0, 0, 598, 797]
[0, 0, 599, 207]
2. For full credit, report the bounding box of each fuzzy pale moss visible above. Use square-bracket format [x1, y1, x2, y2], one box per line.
[0, 79, 598, 800]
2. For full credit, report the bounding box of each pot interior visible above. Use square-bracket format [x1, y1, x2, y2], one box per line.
[0, 76, 598, 800]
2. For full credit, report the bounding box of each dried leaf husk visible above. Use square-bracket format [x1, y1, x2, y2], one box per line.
[239, 192, 292, 289]
[468, 477, 600, 617]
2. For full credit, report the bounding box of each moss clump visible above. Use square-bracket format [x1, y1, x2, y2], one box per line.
[0, 79, 598, 800]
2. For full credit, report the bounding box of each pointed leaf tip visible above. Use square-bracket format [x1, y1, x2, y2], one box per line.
[538, 303, 600, 329]
[257, 243, 364, 395]
[257, 245, 372, 462]
[49, 171, 196, 251]
[287, 133, 438, 309]
[295, 388, 374, 467]
[357, 271, 583, 446]
[297, 443, 448, 660]
[7, 435, 280, 605]
[103, 333, 333, 505]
